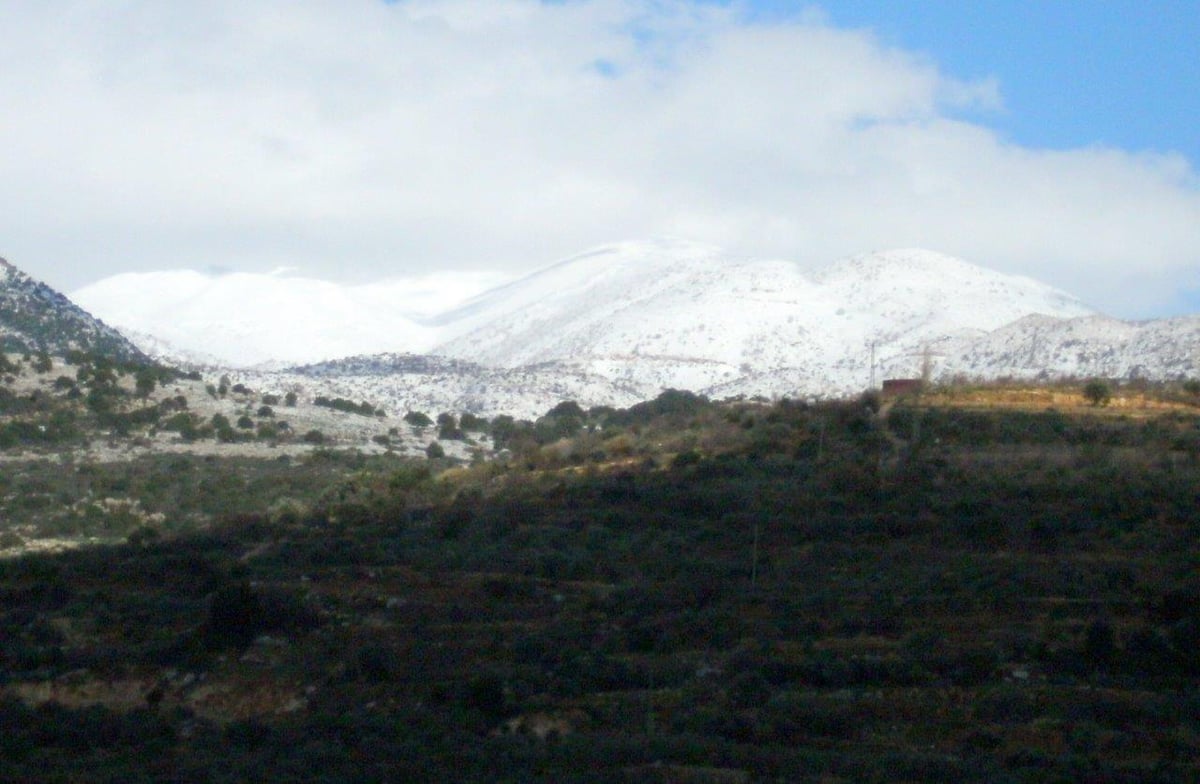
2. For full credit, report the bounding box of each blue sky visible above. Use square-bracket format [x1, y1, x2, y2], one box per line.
[742, 1, 1200, 162]
[1, 1, 1198, 316]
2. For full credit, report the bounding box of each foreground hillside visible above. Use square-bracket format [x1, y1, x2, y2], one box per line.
[0, 350, 486, 557]
[1, 387, 1199, 781]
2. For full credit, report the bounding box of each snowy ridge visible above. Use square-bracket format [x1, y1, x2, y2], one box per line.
[64, 240, 1200, 416]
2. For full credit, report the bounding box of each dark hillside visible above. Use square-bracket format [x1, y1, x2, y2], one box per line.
[1, 392, 1198, 781]
[0, 258, 149, 363]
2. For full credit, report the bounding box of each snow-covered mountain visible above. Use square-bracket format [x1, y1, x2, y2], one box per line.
[434, 241, 1095, 395]
[67, 240, 1200, 416]
[71, 268, 507, 367]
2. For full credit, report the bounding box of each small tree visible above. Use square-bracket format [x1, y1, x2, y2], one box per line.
[135, 368, 157, 398]
[1083, 379, 1112, 407]
[425, 440, 445, 459]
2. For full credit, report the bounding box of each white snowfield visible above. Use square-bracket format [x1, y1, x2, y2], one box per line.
[72, 239, 1200, 418]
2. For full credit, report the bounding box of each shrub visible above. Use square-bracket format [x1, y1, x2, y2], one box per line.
[314, 396, 377, 416]
[405, 411, 433, 428]
[460, 412, 488, 432]
[1083, 380, 1112, 407]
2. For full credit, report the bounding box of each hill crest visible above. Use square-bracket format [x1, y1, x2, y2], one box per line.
[0, 257, 149, 364]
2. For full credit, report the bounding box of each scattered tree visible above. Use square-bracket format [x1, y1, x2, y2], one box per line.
[1083, 379, 1112, 407]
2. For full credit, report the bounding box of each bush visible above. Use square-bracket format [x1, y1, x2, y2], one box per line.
[405, 411, 434, 428]
[1083, 380, 1112, 407]
[460, 413, 488, 432]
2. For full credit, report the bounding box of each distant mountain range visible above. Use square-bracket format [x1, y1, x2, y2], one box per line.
[7, 240, 1198, 417]
[0, 258, 148, 363]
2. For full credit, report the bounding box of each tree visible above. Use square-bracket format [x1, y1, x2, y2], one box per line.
[1083, 379, 1112, 407]
[1184, 379, 1200, 398]
[135, 368, 157, 398]
[425, 440, 445, 459]
[437, 413, 465, 441]
[460, 412, 488, 432]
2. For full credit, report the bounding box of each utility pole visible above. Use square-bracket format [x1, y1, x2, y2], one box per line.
[920, 344, 934, 385]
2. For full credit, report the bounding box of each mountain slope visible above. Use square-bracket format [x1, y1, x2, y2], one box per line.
[0, 258, 149, 363]
[936, 313, 1200, 382]
[434, 241, 1096, 394]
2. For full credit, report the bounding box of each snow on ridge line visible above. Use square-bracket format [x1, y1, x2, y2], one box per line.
[73, 241, 1099, 372]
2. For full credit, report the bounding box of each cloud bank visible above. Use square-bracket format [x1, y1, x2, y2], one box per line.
[1, 0, 1197, 316]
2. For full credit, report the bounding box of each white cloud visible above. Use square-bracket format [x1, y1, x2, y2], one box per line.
[0, 0, 1197, 317]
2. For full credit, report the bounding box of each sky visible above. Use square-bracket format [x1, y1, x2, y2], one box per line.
[1, 0, 1198, 317]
